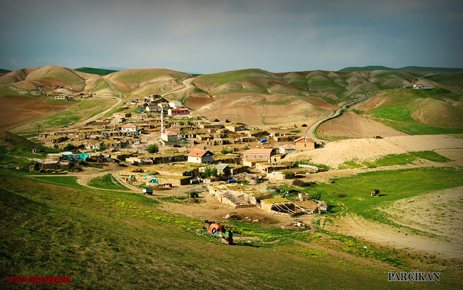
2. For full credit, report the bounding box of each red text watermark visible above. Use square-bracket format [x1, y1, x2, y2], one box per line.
[8, 276, 71, 284]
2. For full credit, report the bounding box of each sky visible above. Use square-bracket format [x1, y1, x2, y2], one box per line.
[1, 0, 462, 74]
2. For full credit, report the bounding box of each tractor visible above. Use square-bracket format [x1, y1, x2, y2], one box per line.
[203, 220, 233, 245]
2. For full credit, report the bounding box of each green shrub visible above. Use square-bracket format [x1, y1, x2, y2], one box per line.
[148, 144, 159, 153]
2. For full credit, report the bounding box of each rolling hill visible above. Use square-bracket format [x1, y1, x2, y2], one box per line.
[1, 65, 462, 131]
[339, 66, 463, 73]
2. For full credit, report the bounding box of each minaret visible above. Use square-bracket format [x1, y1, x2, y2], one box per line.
[161, 106, 164, 134]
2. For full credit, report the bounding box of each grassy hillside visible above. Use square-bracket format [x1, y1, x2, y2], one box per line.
[0, 173, 388, 289]
[108, 69, 190, 85]
[0, 69, 11, 73]
[74, 67, 119, 76]
[193, 68, 282, 95]
[354, 88, 463, 134]
[0, 66, 86, 94]
[1, 168, 462, 289]
[0, 130, 60, 168]
[306, 71, 346, 93]
[339, 66, 463, 73]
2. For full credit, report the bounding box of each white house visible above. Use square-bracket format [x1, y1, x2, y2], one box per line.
[413, 83, 434, 89]
[187, 149, 214, 164]
[279, 144, 296, 154]
[169, 101, 182, 108]
[121, 123, 138, 133]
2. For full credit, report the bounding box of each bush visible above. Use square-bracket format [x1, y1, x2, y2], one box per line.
[308, 192, 322, 200]
[283, 171, 295, 179]
[202, 167, 218, 178]
[292, 179, 316, 186]
[148, 144, 159, 153]
[221, 148, 233, 154]
[64, 144, 77, 151]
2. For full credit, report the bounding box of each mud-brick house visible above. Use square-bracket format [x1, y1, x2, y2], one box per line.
[146, 106, 161, 112]
[214, 155, 240, 164]
[41, 154, 74, 170]
[294, 136, 317, 151]
[187, 149, 214, 164]
[113, 112, 131, 119]
[85, 140, 104, 150]
[161, 131, 178, 143]
[199, 123, 223, 130]
[242, 148, 276, 162]
[225, 124, 246, 132]
[44, 136, 67, 148]
[105, 140, 123, 150]
[272, 133, 298, 142]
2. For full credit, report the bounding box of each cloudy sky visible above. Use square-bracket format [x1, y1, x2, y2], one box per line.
[1, 0, 462, 73]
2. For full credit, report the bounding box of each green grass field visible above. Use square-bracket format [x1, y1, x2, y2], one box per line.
[88, 174, 129, 190]
[369, 106, 416, 123]
[1, 172, 427, 290]
[1, 166, 462, 288]
[92, 79, 111, 92]
[74, 67, 118, 76]
[339, 151, 451, 169]
[400, 124, 463, 135]
[306, 168, 463, 218]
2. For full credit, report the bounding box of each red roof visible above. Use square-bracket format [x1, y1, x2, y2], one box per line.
[188, 149, 213, 157]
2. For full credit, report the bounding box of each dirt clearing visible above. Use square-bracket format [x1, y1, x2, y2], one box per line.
[317, 111, 408, 139]
[288, 135, 463, 168]
[0, 96, 75, 130]
[326, 187, 463, 259]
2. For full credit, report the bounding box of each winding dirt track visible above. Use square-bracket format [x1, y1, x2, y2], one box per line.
[304, 95, 373, 143]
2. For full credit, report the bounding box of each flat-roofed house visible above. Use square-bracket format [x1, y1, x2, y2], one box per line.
[146, 106, 161, 112]
[168, 107, 190, 116]
[242, 148, 275, 162]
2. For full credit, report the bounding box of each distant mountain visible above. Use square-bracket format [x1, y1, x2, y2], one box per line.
[0, 68, 11, 73]
[339, 66, 463, 73]
[99, 67, 127, 71]
[74, 67, 119, 76]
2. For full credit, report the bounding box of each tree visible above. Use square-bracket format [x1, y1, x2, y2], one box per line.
[221, 148, 233, 154]
[64, 144, 77, 151]
[148, 144, 159, 153]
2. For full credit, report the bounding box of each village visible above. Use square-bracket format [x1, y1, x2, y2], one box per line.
[33, 94, 330, 221]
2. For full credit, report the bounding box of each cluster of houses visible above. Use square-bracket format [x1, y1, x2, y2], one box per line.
[37, 92, 322, 199]
[130, 95, 191, 117]
[207, 183, 319, 217]
[39, 123, 141, 150]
